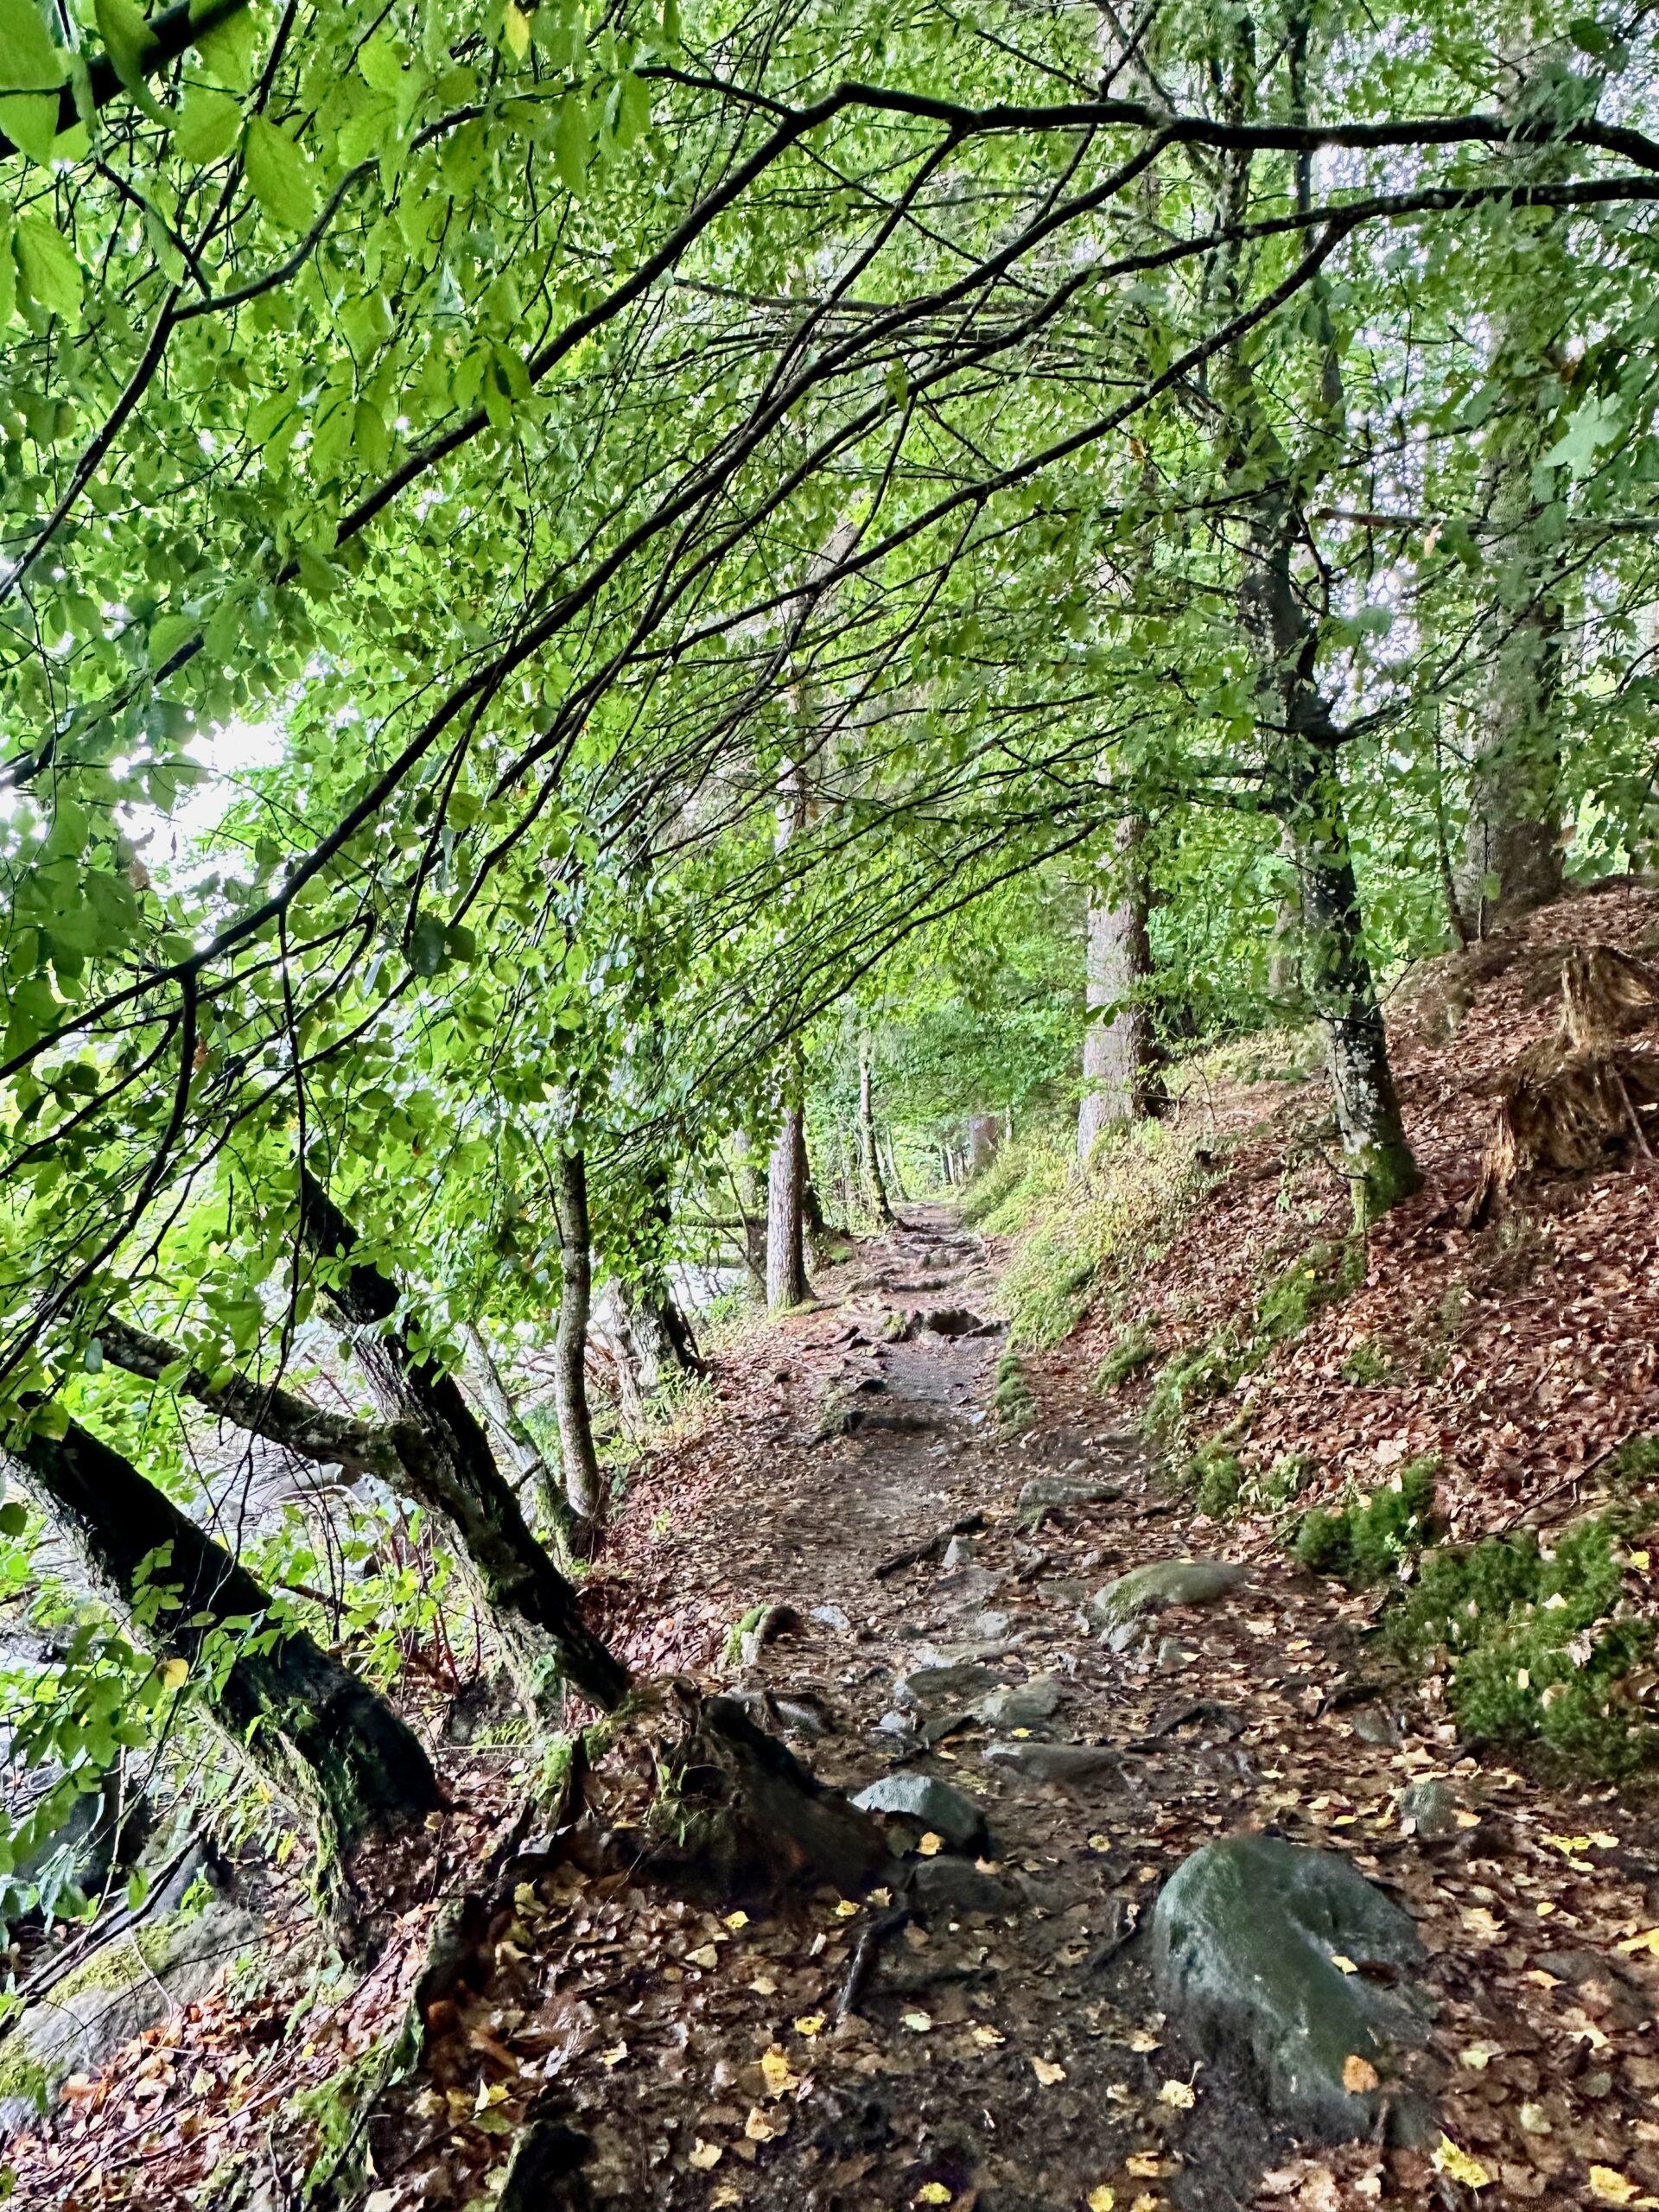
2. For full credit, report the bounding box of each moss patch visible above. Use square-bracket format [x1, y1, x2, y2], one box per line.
[1390, 1512, 1658, 1777]
[992, 1347, 1034, 1434]
[1292, 1459, 1440, 1586]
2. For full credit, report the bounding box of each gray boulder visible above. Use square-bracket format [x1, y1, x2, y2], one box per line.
[973, 1675, 1062, 1729]
[984, 1739, 1120, 1785]
[0, 1885, 258, 2136]
[894, 1660, 1000, 1708]
[1017, 1475, 1123, 1520]
[1395, 1778, 1465, 1842]
[850, 1771, 990, 1853]
[1152, 1834, 1431, 2144]
[1090, 1559, 1248, 1633]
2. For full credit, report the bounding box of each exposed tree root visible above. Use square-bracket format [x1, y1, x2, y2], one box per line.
[1462, 944, 1659, 1224]
[574, 1677, 888, 1905]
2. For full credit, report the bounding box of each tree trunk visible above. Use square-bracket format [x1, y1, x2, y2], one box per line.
[550, 1149, 605, 1532]
[1266, 820, 1306, 1008]
[459, 1322, 570, 1544]
[969, 1115, 1001, 1173]
[766, 1064, 810, 1313]
[1077, 817, 1160, 1161]
[6, 1416, 442, 1864]
[299, 1171, 628, 1713]
[857, 1047, 893, 1224]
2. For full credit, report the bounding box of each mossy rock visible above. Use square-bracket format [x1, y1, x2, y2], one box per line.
[1089, 1558, 1249, 1635]
[1151, 1834, 1433, 2144]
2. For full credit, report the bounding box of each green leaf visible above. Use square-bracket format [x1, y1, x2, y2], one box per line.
[174, 84, 241, 163]
[14, 213, 81, 326]
[409, 912, 449, 976]
[0, 0, 67, 89]
[94, 0, 156, 91]
[244, 114, 317, 235]
[553, 92, 591, 190]
[194, 2, 257, 90]
[0, 1501, 26, 1539]
[296, 542, 343, 596]
[83, 1337, 104, 1373]
[0, 213, 15, 328]
[0, 91, 59, 162]
[148, 610, 199, 668]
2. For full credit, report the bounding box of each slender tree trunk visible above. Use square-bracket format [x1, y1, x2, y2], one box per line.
[1266, 821, 1306, 1007]
[858, 1047, 893, 1225]
[7, 1417, 442, 1863]
[766, 1066, 810, 1311]
[881, 1130, 909, 1205]
[460, 1322, 569, 1541]
[550, 1148, 605, 1530]
[299, 1171, 628, 1712]
[1077, 817, 1160, 1161]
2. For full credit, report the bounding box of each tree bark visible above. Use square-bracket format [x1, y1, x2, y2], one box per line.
[1077, 817, 1160, 1161]
[766, 1059, 811, 1312]
[299, 1171, 628, 1713]
[549, 1150, 605, 1532]
[857, 1047, 893, 1224]
[5, 1415, 442, 1863]
[459, 1322, 569, 1541]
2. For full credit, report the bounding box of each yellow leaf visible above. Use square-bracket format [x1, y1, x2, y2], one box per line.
[1459, 2044, 1496, 2071]
[835, 1898, 860, 1917]
[598, 2042, 626, 2068]
[794, 2014, 825, 2038]
[970, 2024, 1005, 2048]
[1158, 2077, 1195, 2108]
[760, 2046, 799, 2096]
[1544, 1833, 1594, 1855]
[1342, 2054, 1380, 2093]
[688, 2139, 722, 2171]
[725, 1910, 749, 1929]
[746, 2105, 781, 2142]
[750, 1974, 779, 1995]
[160, 1656, 189, 1691]
[687, 1943, 720, 1969]
[915, 2188, 952, 2207]
[1031, 2056, 1066, 2085]
[502, 1, 531, 58]
[1431, 2135, 1491, 2189]
[712, 2190, 741, 2209]
[1632, 1550, 1650, 1570]
[1330, 1955, 1358, 1974]
[917, 1831, 944, 1858]
[1131, 2199, 1160, 2212]
[1088, 1833, 1112, 1852]
[902, 2011, 933, 2033]
[1592, 1830, 1619, 1849]
[1126, 2152, 1173, 2178]
[1088, 2191, 1116, 2212]
[1128, 2030, 1161, 2052]
[1617, 1927, 1659, 1956]
[1588, 2169, 1641, 2206]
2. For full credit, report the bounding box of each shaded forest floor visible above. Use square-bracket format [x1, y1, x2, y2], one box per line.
[9, 886, 1659, 2211]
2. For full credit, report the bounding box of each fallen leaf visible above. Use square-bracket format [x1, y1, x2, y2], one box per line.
[917, 1831, 944, 1857]
[1128, 2030, 1161, 2052]
[1459, 2044, 1496, 2072]
[1158, 2078, 1195, 2108]
[1032, 2056, 1066, 2085]
[1516, 2101, 1552, 2135]
[794, 2014, 826, 2038]
[711, 2190, 741, 2209]
[750, 1974, 779, 1995]
[970, 2024, 1005, 2048]
[688, 2139, 722, 2170]
[1330, 1955, 1358, 1974]
[1617, 1928, 1659, 1957]
[915, 2188, 952, 2207]
[902, 2012, 933, 2034]
[598, 2042, 627, 2068]
[1089, 2191, 1116, 2212]
[1342, 2054, 1380, 2093]
[746, 2105, 783, 2142]
[760, 2046, 799, 2096]
[834, 1899, 860, 1917]
[1431, 2135, 1491, 2189]
[687, 1943, 720, 1970]
[725, 1910, 750, 1930]
[1126, 2152, 1174, 2178]
[1586, 2169, 1657, 2206]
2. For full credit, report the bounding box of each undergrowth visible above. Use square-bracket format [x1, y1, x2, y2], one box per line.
[1391, 1510, 1658, 1777]
[1140, 1236, 1365, 1437]
[1292, 1458, 1440, 1585]
[992, 1346, 1034, 1433]
[976, 1120, 1208, 1348]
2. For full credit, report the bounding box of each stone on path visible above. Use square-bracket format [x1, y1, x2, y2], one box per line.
[1090, 1558, 1249, 1636]
[1152, 1834, 1432, 2144]
[983, 1738, 1120, 1784]
[850, 1771, 990, 1853]
[1016, 1473, 1123, 1519]
[1395, 1777, 1467, 1842]
[973, 1675, 1062, 1728]
[894, 1659, 1000, 1708]
[810, 1604, 852, 1632]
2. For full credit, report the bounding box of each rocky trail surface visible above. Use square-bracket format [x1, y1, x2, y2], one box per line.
[10, 1211, 1659, 2212]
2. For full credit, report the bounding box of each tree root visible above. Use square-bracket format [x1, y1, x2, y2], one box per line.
[1462, 944, 1659, 1224]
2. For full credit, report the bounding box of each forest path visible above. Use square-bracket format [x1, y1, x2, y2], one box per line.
[587, 1205, 1659, 2212]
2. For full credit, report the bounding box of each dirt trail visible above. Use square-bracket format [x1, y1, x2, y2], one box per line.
[592, 1207, 1659, 2211]
[13, 1210, 1659, 2211]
